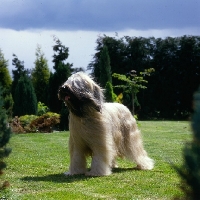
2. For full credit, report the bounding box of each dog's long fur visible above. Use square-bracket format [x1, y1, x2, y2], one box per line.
[58, 72, 154, 176]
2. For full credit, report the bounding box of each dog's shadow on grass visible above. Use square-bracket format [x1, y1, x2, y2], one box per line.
[21, 168, 137, 183]
[21, 173, 89, 183]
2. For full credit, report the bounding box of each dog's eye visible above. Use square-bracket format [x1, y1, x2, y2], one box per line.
[60, 86, 71, 95]
[61, 86, 67, 91]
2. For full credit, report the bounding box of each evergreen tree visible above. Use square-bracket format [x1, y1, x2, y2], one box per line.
[52, 36, 73, 71]
[48, 58, 72, 113]
[32, 45, 50, 105]
[99, 45, 112, 88]
[0, 86, 12, 189]
[175, 86, 200, 199]
[105, 81, 116, 102]
[88, 35, 125, 84]
[13, 75, 37, 116]
[11, 54, 30, 116]
[0, 50, 12, 89]
[48, 37, 73, 130]
[0, 50, 13, 119]
[11, 54, 28, 97]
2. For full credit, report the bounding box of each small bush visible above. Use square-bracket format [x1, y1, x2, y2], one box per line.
[10, 116, 25, 133]
[28, 112, 60, 133]
[11, 112, 60, 133]
[19, 115, 38, 127]
[11, 115, 38, 133]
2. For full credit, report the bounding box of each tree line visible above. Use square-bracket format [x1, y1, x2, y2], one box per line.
[88, 35, 200, 119]
[0, 35, 200, 132]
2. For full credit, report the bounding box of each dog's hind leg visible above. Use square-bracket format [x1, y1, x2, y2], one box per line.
[125, 129, 154, 170]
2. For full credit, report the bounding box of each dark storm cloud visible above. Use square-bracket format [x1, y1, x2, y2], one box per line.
[0, 0, 199, 31]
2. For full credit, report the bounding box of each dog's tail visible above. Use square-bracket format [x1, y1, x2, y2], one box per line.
[125, 129, 154, 170]
[135, 154, 154, 170]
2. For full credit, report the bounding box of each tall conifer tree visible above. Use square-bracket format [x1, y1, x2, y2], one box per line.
[98, 45, 115, 102]
[99, 45, 112, 88]
[0, 50, 12, 89]
[0, 50, 13, 118]
[13, 75, 37, 116]
[12, 54, 31, 117]
[48, 36, 73, 130]
[48, 37, 73, 113]
[11, 54, 27, 97]
[32, 45, 50, 105]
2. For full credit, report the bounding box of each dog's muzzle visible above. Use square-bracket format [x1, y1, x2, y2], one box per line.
[58, 86, 71, 101]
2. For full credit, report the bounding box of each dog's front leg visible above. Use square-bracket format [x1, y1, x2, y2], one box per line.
[86, 153, 112, 176]
[65, 147, 87, 176]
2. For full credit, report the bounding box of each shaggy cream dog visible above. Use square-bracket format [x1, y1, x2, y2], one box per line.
[58, 72, 154, 176]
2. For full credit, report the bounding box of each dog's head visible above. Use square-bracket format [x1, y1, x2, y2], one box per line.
[58, 72, 104, 117]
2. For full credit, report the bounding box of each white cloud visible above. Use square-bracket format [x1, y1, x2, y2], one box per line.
[0, 28, 199, 77]
[0, 29, 99, 74]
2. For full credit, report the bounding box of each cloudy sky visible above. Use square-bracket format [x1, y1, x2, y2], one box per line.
[0, 0, 199, 74]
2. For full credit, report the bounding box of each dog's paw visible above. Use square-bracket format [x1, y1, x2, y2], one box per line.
[63, 171, 73, 176]
[112, 164, 119, 168]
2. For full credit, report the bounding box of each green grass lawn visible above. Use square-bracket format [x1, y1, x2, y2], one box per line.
[1, 121, 191, 199]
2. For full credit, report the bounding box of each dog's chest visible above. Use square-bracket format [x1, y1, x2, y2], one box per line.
[69, 114, 99, 136]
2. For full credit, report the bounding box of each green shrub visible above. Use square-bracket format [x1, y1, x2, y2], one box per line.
[19, 115, 38, 127]
[45, 112, 60, 118]
[28, 112, 60, 133]
[11, 112, 60, 133]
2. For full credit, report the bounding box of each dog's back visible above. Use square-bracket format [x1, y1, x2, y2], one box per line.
[103, 102, 138, 131]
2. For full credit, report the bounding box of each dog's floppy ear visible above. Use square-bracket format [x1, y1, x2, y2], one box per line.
[91, 85, 104, 113]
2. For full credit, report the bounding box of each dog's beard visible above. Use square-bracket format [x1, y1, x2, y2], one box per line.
[58, 73, 103, 117]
